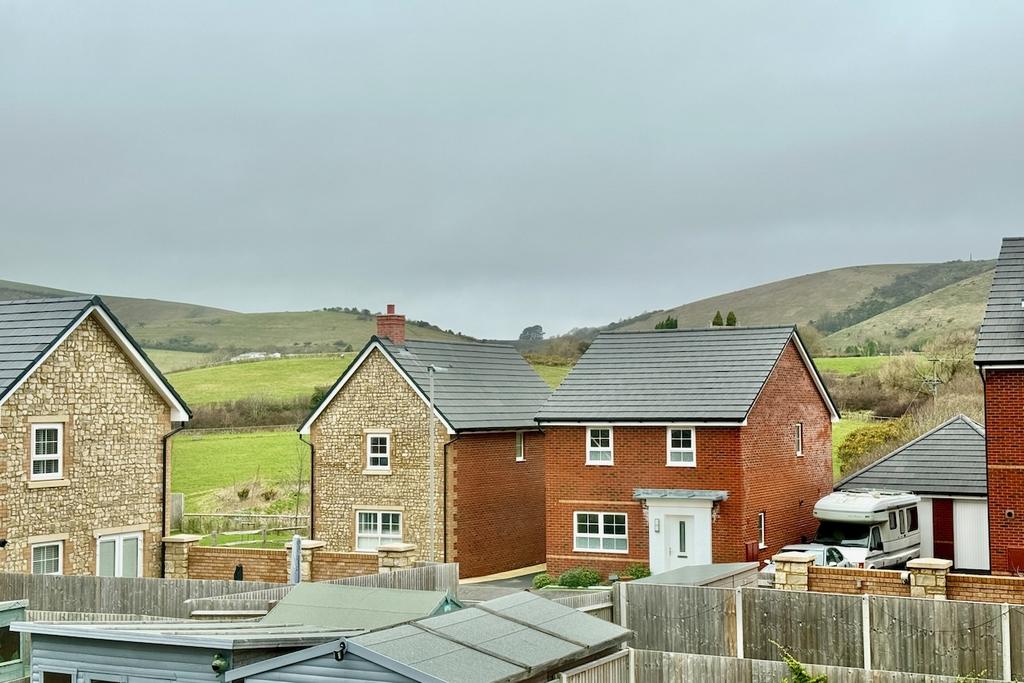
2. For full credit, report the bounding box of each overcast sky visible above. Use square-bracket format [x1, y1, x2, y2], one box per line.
[2, 2, 1022, 338]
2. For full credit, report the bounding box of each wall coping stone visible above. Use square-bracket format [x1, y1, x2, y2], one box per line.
[285, 540, 327, 550]
[163, 534, 204, 544]
[379, 543, 417, 553]
[773, 552, 816, 565]
[907, 558, 953, 571]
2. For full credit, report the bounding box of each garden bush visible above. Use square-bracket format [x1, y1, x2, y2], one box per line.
[532, 573, 553, 589]
[622, 563, 651, 579]
[558, 566, 601, 588]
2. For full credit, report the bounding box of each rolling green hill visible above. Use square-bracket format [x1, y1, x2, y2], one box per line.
[824, 269, 993, 353]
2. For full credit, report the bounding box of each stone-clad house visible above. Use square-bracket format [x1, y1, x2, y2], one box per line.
[300, 306, 550, 578]
[536, 326, 839, 577]
[0, 296, 190, 578]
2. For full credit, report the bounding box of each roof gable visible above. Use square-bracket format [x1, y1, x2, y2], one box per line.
[0, 296, 190, 421]
[536, 326, 837, 423]
[301, 336, 550, 434]
[837, 415, 986, 497]
[976, 237, 1024, 366]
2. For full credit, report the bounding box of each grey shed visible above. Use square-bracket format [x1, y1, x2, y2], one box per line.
[836, 415, 986, 497]
[536, 325, 838, 423]
[976, 237, 1024, 366]
[225, 592, 632, 683]
[301, 336, 551, 433]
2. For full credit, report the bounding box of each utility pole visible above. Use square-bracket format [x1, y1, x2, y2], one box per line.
[922, 357, 942, 401]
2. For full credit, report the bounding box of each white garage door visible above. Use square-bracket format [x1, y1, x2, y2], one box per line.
[953, 498, 989, 571]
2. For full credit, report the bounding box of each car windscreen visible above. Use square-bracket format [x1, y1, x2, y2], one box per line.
[813, 521, 871, 548]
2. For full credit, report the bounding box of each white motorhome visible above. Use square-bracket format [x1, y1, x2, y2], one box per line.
[812, 490, 921, 569]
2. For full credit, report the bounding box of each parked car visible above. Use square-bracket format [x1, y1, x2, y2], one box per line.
[812, 490, 921, 569]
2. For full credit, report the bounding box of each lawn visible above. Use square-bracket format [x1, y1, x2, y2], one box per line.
[168, 354, 353, 405]
[145, 349, 219, 373]
[831, 411, 874, 480]
[533, 363, 572, 388]
[171, 430, 308, 512]
[816, 356, 892, 375]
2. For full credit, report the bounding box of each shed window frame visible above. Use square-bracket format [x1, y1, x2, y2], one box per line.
[586, 427, 613, 465]
[666, 427, 696, 467]
[355, 510, 403, 552]
[30, 423, 63, 481]
[31, 541, 63, 575]
[573, 511, 628, 554]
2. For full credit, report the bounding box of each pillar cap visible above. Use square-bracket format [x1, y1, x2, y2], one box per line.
[907, 557, 953, 571]
[285, 539, 327, 550]
[772, 551, 816, 564]
[378, 542, 417, 553]
[163, 534, 203, 543]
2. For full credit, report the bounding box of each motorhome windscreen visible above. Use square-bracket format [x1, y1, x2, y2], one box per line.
[813, 521, 871, 547]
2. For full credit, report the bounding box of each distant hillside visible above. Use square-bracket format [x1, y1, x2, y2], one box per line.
[618, 264, 931, 331]
[0, 277, 469, 355]
[824, 269, 993, 353]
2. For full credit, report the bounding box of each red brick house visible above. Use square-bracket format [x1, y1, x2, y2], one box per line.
[536, 326, 838, 577]
[975, 237, 1024, 574]
[300, 306, 550, 578]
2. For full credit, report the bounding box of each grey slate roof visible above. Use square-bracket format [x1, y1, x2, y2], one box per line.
[536, 326, 836, 423]
[836, 415, 986, 497]
[976, 237, 1024, 365]
[348, 592, 631, 683]
[0, 295, 190, 416]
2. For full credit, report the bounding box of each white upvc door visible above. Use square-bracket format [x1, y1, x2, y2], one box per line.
[645, 500, 714, 574]
[664, 515, 696, 570]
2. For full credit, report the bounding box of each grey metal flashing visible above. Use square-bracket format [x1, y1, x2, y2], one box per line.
[976, 237, 1024, 365]
[836, 414, 987, 497]
[634, 488, 730, 501]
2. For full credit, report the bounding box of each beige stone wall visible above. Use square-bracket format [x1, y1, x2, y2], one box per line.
[310, 348, 448, 562]
[0, 314, 172, 577]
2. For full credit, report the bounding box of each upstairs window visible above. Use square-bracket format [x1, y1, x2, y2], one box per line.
[795, 423, 804, 457]
[31, 424, 63, 480]
[515, 433, 525, 462]
[586, 428, 613, 465]
[366, 434, 391, 470]
[758, 512, 767, 549]
[667, 428, 696, 467]
[356, 510, 402, 551]
[31, 542, 62, 575]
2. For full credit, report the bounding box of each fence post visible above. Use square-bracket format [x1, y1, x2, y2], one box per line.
[1002, 602, 1012, 681]
[862, 594, 871, 671]
[161, 534, 202, 579]
[906, 558, 952, 599]
[285, 539, 326, 582]
[735, 587, 744, 659]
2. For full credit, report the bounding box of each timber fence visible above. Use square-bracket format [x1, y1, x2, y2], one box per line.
[616, 581, 1024, 680]
[549, 650, 630, 683]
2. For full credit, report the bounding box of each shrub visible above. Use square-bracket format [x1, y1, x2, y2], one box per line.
[622, 563, 651, 579]
[532, 573, 553, 589]
[558, 567, 601, 588]
[237, 487, 250, 501]
[837, 419, 910, 475]
[260, 488, 278, 502]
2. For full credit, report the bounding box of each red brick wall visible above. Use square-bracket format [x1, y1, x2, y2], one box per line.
[451, 431, 546, 578]
[544, 424, 744, 577]
[984, 369, 1024, 574]
[188, 546, 289, 583]
[311, 551, 377, 581]
[543, 338, 834, 578]
[807, 566, 910, 597]
[947, 572, 1024, 604]
[742, 341, 834, 562]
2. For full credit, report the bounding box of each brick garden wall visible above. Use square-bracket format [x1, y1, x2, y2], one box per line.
[808, 566, 911, 597]
[187, 547, 290, 583]
[310, 551, 377, 581]
[984, 369, 1024, 574]
[450, 431, 545, 577]
[947, 573, 1024, 604]
[742, 340, 834, 563]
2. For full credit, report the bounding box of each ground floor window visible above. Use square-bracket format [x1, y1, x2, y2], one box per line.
[97, 532, 142, 578]
[573, 512, 628, 553]
[31, 542, 62, 575]
[356, 510, 402, 551]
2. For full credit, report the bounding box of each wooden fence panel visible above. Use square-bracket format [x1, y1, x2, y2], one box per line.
[1009, 604, 1024, 680]
[624, 583, 735, 656]
[742, 588, 863, 669]
[549, 650, 629, 683]
[869, 595, 1003, 677]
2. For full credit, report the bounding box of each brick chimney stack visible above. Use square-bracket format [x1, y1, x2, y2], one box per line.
[376, 304, 406, 344]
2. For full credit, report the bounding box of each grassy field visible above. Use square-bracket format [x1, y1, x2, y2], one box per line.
[168, 354, 354, 405]
[815, 356, 893, 375]
[146, 349, 221, 373]
[534, 363, 572, 388]
[172, 430, 307, 512]
[831, 412, 874, 480]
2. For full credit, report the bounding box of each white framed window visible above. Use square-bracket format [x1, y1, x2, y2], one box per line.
[573, 511, 628, 553]
[366, 434, 391, 470]
[31, 541, 63, 575]
[355, 510, 402, 552]
[97, 532, 142, 578]
[515, 432, 525, 462]
[795, 422, 803, 457]
[31, 423, 63, 481]
[667, 427, 696, 467]
[758, 512, 767, 550]
[586, 427, 613, 465]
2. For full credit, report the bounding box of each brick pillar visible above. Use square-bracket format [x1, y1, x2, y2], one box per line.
[285, 539, 326, 582]
[162, 534, 203, 579]
[378, 543, 417, 573]
[772, 551, 815, 591]
[907, 558, 952, 599]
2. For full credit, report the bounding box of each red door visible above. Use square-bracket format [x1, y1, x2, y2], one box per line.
[932, 498, 954, 561]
